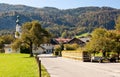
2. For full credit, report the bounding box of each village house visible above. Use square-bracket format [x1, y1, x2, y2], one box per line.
[4, 44, 20, 53]
[68, 38, 85, 46]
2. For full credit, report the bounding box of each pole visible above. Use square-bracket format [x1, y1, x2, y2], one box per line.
[38, 59, 41, 77]
[35, 56, 41, 77]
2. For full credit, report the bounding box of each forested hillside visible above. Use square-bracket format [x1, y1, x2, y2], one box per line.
[0, 3, 120, 37]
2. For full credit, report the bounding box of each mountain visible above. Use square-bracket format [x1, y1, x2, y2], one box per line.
[0, 3, 120, 37]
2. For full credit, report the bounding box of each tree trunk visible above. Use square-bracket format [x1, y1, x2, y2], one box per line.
[102, 51, 106, 57]
[93, 51, 95, 57]
[117, 52, 120, 62]
[29, 42, 33, 57]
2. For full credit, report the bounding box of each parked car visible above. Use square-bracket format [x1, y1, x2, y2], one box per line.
[91, 56, 104, 63]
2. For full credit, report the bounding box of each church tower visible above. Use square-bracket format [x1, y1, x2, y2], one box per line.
[15, 15, 21, 38]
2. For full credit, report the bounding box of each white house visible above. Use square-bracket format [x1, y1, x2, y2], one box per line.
[4, 44, 20, 53]
[40, 44, 54, 53]
[33, 46, 45, 55]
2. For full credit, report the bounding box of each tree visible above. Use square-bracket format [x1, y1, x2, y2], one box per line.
[1, 35, 14, 44]
[61, 30, 67, 38]
[12, 21, 51, 57]
[114, 16, 120, 61]
[0, 34, 14, 53]
[115, 15, 120, 31]
[86, 28, 113, 57]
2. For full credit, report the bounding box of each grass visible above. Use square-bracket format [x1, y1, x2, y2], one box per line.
[75, 33, 90, 38]
[0, 53, 50, 77]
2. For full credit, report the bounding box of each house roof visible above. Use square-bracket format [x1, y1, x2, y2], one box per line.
[50, 39, 59, 45]
[79, 37, 90, 43]
[4, 44, 11, 48]
[68, 38, 85, 44]
[55, 38, 71, 44]
[50, 38, 71, 44]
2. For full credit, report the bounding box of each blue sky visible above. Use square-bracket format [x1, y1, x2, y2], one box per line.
[0, 0, 120, 9]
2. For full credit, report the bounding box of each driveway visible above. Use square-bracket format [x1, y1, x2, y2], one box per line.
[39, 54, 120, 77]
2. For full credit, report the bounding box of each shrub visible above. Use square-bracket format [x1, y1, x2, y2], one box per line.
[53, 45, 61, 56]
[54, 45, 61, 52]
[64, 44, 79, 50]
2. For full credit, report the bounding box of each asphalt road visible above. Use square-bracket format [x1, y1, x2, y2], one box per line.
[39, 54, 120, 77]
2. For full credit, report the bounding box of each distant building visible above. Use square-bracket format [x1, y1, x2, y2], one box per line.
[68, 38, 85, 46]
[55, 38, 71, 44]
[4, 44, 20, 53]
[15, 15, 22, 38]
[33, 46, 45, 55]
[33, 43, 54, 54]
[79, 37, 90, 43]
[40, 44, 54, 53]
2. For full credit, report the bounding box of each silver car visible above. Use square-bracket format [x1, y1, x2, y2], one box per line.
[91, 56, 104, 63]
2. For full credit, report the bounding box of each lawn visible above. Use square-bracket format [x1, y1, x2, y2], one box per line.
[0, 53, 50, 77]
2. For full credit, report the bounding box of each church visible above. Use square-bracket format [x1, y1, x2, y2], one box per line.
[4, 15, 21, 53]
[15, 15, 22, 38]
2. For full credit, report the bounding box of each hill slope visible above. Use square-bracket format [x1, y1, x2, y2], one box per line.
[0, 3, 120, 37]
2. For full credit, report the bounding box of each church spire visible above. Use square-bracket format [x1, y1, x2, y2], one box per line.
[16, 15, 20, 25]
[15, 15, 21, 38]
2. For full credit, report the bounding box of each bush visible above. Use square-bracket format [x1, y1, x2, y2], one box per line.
[54, 45, 61, 52]
[64, 44, 79, 50]
[53, 45, 61, 56]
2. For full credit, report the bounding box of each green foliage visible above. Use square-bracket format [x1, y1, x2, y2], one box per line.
[12, 21, 51, 57]
[61, 30, 68, 38]
[0, 54, 50, 77]
[11, 39, 22, 51]
[75, 33, 91, 38]
[1, 34, 14, 44]
[0, 34, 14, 52]
[0, 4, 119, 38]
[85, 28, 113, 57]
[86, 26, 120, 58]
[22, 21, 51, 45]
[54, 45, 61, 52]
[53, 45, 61, 56]
[64, 44, 79, 50]
[15, 31, 20, 37]
[115, 15, 120, 31]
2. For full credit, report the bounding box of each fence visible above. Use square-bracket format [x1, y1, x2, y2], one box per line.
[35, 56, 41, 77]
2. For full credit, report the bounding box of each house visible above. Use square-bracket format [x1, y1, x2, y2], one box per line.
[33, 46, 45, 54]
[4, 44, 20, 53]
[68, 38, 85, 46]
[50, 38, 59, 45]
[79, 37, 90, 43]
[40, 44, 54, 53]
[33, 43, 54, 54]
[54, 38, 71, 44]
[32, 37, 90, 54]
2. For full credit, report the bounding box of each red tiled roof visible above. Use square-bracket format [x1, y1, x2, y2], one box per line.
[55, 38, 71, 43]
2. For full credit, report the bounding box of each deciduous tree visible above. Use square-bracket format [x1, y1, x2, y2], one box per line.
[12, 21, 51, 57]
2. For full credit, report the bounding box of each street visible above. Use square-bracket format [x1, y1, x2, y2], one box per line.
[39, 54, 120, 77]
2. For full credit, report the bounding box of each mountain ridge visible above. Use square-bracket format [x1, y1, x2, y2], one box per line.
[0, 3, 120, 37]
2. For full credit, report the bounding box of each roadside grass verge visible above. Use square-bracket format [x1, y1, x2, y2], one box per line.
[0, 53, 50, 77]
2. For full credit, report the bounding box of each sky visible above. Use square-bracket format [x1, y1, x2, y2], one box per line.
[0, 0, 120, 9]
